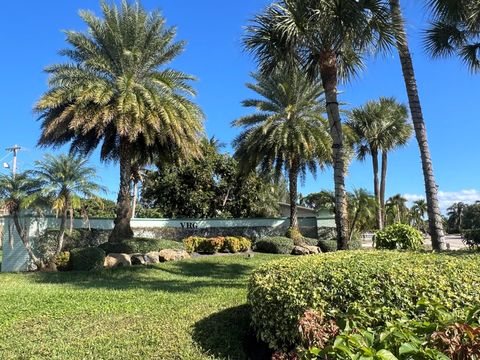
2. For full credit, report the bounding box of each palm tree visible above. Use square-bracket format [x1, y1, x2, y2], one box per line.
[35, 1, 204, 242]
[244, 0, 395, 249]
[347, 97, 412, 230]
[385, 194, 409, 225]
[411, 199, 427, 232]
[447, 202, 466, 233]
[425, 0, 480, 72]
[389, 0, 446, 250]
[232, 68, 331, 238]
[0, 172, 44, 267]
[348, 189, 377, 241]
[33, 154, 105, 255]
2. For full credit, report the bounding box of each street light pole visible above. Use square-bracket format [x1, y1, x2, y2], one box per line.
[5, 145, 21, 178]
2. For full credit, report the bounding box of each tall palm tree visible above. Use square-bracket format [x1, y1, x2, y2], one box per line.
[348, 189, 377, 241]
[389, 0, 446, 250]
[385, 194, 409, 224]
[0, 172, 44, 267]
[411, 199, 427, 232]
[347, 97, 412, 230]
[425, 0, 480, 72]
[35, 1, 204, 242]
[33, 154, 105, 255]
[232, 68, 331, 237]
[244, 0, 395, 249]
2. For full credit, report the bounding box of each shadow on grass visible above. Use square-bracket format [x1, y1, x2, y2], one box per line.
[192, 304, 272, 360]
[30, 259, 254, 293]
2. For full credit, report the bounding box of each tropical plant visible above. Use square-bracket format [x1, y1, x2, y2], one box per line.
[385, 194, 409, 225]
[299, 190, 336, 214]
[446, 202, 466, 233]
[232, 68, 331, 236]
[244, 0, 396, 249]
[410, 199, 428, 232]
[425, 0, 480, 72]
[0, 172, 44, 267]
[347, 189, 377, 241]
[33, 154, 105, 255]
[347, 97, 412, 229]
[389, 0, 446, 250]
[35, 1, 204, 242]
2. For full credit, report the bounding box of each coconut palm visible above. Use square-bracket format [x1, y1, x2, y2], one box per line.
[33, 154, 105, 254]
[385, 194, 409, 225]
[425, 0, 480, 72]
[389, 0, 446, 250]
[447, 202, 466, 233]
[411, 199, 427, 232]
[348, 189, 377, 241]
[347, 97, 412, 230]
[0, 172, 44, 267]
[232, 68, 331, 237]
[35, 1, 204, 242]
[244, 0, 396, 249]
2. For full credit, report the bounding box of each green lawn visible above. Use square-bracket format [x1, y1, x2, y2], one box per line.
[0, 253, 282, 360]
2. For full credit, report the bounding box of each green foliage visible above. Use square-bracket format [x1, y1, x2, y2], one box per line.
[74, 197, 116, 218]
[374, 223, 423, 250]
[301, 237, 320, 247]
[318, 239, 338, 252]
[248, 251, 480, 350]
[54, 251, 71, 271]
[69, 247, 105, 271]
[254, 237, 295, 254]
[462, 202, 480, 230]
[286, 227, 303, 242]
[183, 236, 252, 254]
[462, 229, 480, 248]
[98, 238, 183, 254]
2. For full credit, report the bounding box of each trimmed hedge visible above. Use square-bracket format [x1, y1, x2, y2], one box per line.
[254, 237, 295, 254]
[248, 251, 480, 350]
[98, 238, 183, 254]
[318, 239, 337, 252]
[69, 247, 106, 271]
[183, 236, 252, 254]
[374, 223, 423, 250]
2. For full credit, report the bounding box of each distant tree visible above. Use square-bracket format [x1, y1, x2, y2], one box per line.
[73, 198, 117, 219]
[459, 202, 480, 230]
[446, 202, 466, 233]
[410, 199, 428, 232]
[348, 189, 377, 241]
[299, 190, 336, 214]
[233, 68, 331, 238]
[35, 1, 204, 242]
[385, 194, 409, 225]
[425, 0, 480, 72]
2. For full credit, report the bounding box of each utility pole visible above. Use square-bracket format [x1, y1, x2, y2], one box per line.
[5, 145, 21, 178]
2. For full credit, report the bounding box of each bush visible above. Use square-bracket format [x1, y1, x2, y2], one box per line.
[183, 236, 252, 253]
[98, 238, 183, 254]
[374, 223, 423, 250]
[463, 229, 480, 248]
[54, 251, 71, 271]
[69, 247, 106, 271]
[237, 237, 252, 252]
[183, 236, 206, 253]
[317, 239, 337, 252]
[98, 242, 132, 254]
[248, 251, 480, 350]
[254, 237, 295, 254]
[224, 237, 241, 253]
[300, 237, 319, 247]
[197, 237, 224, 254]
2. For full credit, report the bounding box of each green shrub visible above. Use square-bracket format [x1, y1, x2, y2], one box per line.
[98, 242, 132, 254]
[197, 237, 224, 254]
[98, 238, 183, 254]
[237, 237, 252, 252]
[286, 227, 303, 242]
[248, 251, 480, 350]
[317, 239, 337, 252]
[183, 236, 251, 253]
[69, 247, 106, 271]
[463, 229, 480, 248]
[183, 236, 206, 253]
[223, 237, 241, 253]
[54, 251, 71, 271]
[254, 237, 294, 254]
[374, 223, 423, 250]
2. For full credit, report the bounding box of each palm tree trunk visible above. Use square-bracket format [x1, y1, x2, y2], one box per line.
[319, 51, 349, 250]
[380, 151, 388, 226]
[56, 207, 68, 255]
[132, 181, 138, 219]
[12, 212, 43, 268]
[371, 148, 383, 230]
[288, 162, 299, 231]
[390, 0, 445, 250]
[109, 139, 134, 242]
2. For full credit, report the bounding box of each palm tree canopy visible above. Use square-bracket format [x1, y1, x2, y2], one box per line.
[0, 172, 44, 214]
[243, 0, 396, 79]
[33, 154, 106, 212]
[425, 0, 480, 72]
[35, 0, 204, 161]
[347, 97, 412, 160]
[232, 68, 332, 181]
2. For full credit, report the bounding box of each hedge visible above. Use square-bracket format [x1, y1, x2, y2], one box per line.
[248, 250, 480, 350]
[98, 238, 183, 254]
[69, 247, 106, 271]
[183, 236, 251, 254]
[254, 237, 295, 254]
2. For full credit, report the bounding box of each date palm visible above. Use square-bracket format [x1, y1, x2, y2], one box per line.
[425, 0, 480, 72]
[244, 0, 395, 249]
[389, 0, 446, 250]
[347, 97, 412, 230]
[233, 69, 331, 237]
[35, 1, 204, 242]
[33, 154, 105, 255]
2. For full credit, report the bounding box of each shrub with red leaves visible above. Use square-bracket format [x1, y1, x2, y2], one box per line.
[430, 323, 480, 360]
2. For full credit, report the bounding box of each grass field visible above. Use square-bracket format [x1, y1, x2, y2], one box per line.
[0, 253, 282, 359]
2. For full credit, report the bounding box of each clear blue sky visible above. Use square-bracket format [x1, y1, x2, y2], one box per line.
[0, 0, 478, 211]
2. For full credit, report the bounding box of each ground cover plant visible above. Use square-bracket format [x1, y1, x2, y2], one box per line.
[248, 251, 480, 350]
[0, 253, 282, 359]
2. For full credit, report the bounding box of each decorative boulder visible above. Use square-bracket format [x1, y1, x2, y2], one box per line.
[158, 249, 191, 262]
[144, 251, 160, 264]
[104, 253, 131, 268]
[130, 253, 146, 265]
[291, 245, 321, 256]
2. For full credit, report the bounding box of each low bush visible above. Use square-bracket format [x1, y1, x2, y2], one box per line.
[98, 238, 183, 254]
[300, 238, 319, 247]
[197, 237, 224, 254]
[183, 236, 205, 253]
[98, 242, 132, 254]
[317, 239, 337, 252]
[54, 251, 71, 271]
[237, 237, 252, 252]
[254, 237, 295, 254]
[374, 223, 423, 250]
[463, 229, 480, 248]
[69, 247, 106, 271]
[248, 251, 480, 350]
[183, 236, 252, 254]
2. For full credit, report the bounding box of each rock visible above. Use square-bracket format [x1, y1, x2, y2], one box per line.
[130, 253, 146, 265]
[104, 253, 131, 268]
[291, 245, 321, 256]
[158, 249, 191, 262]
[144, 251, 160, 264]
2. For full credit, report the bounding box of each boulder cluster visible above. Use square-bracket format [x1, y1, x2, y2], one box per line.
[104, 249, 190, 269]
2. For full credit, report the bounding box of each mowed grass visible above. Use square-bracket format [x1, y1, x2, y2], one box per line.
[0, 253, 283, 360]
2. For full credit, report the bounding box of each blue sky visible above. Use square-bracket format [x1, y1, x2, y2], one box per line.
[0, 0, 478, 211]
